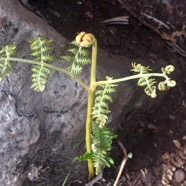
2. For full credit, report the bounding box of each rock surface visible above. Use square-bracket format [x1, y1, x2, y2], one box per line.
[0, 92, 40, 186]
[0, 0, 180, 185]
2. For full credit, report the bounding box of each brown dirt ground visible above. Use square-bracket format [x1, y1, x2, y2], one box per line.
[23, 0, 186, 185]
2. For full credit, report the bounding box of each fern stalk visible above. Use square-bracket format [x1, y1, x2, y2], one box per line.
[0, 57, 89, 91]
[82, 34, 97, 179]
[95, 73, 170, 86]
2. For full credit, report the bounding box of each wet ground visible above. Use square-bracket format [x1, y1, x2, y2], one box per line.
[24, 0, 186, 185]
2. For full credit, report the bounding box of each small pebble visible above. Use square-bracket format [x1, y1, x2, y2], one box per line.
[174, 169, 185, 183]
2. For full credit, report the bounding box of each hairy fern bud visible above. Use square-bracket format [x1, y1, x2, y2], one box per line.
[75, 32, 95, 48]
[0, 44, 16, 80]
[30, 37, 53, 91]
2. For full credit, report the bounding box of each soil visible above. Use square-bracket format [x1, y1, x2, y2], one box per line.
[24, 0, 186, 185]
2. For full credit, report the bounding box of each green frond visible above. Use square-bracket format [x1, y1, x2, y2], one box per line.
[62, 41, 91, 75]
[92, 78, 117, 127]
[91, 123, 116, 174]
[78, 48, 90, 57]
[31, 65, 52, 91]
[29, 37, 53, 62]
[131, 63, 159, 98]
[62, 56, 75, 63]
[144, 85, 156, 97]
[68, 48, 78, 55]
[29, 37, 53, 91]
[0, 44, 16, 80]
[67, 64, 82, 74]
[137, 76, 157, 97]
[71, 40, 78, 46]
[95, 101, 108, 109]
[131, 62, 152, 73]
[137, 77, 156, 87]
[75, 152, 93, 162]
[30, 50, 42, 57]
[93, 152, 113, 175]
[76, 58, 91, 65]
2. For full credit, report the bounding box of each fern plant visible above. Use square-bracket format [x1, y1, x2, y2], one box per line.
[0, 32, 176, 181]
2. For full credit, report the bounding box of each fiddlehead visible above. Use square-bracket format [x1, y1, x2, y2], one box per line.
[0, 44, 16, 80]
[158, 65, 176, 90]
[30, 37, 53, 91]
[62, 36, 91, 75]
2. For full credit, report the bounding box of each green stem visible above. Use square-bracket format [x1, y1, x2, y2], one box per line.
[85, 36, 97, 179]
[94, 73, 169, 86]
[85, 88, 95, 180]
[0, 57, 89, 91]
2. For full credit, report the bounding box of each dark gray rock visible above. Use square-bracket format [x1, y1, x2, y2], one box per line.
[0, 92, 40, 186]
[0, 0, 181, 185]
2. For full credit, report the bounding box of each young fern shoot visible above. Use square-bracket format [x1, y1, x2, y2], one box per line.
[131, 63, 176, 98]
[0, 32, 177, 181]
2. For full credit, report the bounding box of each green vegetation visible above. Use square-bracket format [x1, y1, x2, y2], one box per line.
[0, 32, 176, 180]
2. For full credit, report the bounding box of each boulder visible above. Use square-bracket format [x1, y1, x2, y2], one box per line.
[0, 0, 180, 185]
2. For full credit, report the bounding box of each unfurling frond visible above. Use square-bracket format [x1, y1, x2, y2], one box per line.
[91, 122, 116, 175]
[138, 76, 157, 98]
[92, 77, 117, 128]
[0, 44, 16, 80]
[62, 41, 91, 75]
[132, 63, 157, 98]
[131, 62, 152, 74]
[29, 37, 53, 91]
[131, 63, 176, 98]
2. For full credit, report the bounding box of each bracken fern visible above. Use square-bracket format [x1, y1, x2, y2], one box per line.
[0, 32, 176, 180]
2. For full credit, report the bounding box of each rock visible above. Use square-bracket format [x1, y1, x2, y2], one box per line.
[0, 92, 40, 186]
[0, 0, 180, 185]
